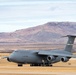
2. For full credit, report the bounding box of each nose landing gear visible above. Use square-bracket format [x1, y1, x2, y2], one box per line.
[18, 64, 23, 67]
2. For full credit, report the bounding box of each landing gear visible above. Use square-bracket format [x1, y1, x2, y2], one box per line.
[50, 64, 53, 66]
[41, 59, 53, 67]
[30, 64, 41, 66]
[30, 64, 34, 66]
[45, 63, 50, 66]
[30, 63, 53, 67]
[18, 64, 23, 67]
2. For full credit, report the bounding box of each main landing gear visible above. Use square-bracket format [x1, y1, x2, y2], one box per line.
[30, 64, 53, 67]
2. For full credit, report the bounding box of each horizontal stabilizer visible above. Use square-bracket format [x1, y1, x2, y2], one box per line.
[63, 35, 76, 37]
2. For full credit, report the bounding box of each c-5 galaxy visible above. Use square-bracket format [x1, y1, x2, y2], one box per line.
[3, 35, 76, 67]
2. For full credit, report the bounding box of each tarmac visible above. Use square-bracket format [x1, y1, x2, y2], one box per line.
[0, 62, 76, 75]
[0, 53, 76, 75]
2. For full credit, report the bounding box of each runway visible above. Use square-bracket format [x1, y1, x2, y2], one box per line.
[0, 72, 76, 75]
[0, 64, 76, 75]
[0, 53, 76, 75]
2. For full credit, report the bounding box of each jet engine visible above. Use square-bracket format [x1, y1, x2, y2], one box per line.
[61, 57, 69, 62]
[47, 56, 55, 61]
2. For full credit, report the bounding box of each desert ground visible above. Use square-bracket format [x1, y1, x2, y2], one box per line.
[0, 53, 76, 75]
[0, 43, 76, 52]
[0, 43, 76, 75]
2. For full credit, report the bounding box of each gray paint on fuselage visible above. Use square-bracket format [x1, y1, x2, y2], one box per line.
[9, 50, 69, 64]
[10, 50, 45, 64]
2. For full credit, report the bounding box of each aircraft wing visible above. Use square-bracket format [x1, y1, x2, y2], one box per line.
[38, 51, 76, 58]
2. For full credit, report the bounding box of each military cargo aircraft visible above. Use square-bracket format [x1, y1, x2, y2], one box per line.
[2, 35, 76, 67]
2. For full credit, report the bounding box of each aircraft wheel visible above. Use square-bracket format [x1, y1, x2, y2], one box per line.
[34, 64, 39, 66]
[50, 64, 53, 66]
[41, 64, 46, 66]
[38, 64, 41, 66]
[43, 64, 50, 66]
[30, 64, 38, 66]
[30, 64, 34, 66]
[30, 64, 43, 66]
[18, 64, 23, 67]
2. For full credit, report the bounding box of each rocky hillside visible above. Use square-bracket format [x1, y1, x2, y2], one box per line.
[0, 22, 76, 43]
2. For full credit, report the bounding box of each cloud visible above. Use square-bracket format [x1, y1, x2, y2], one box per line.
[0, 0, 76, 32]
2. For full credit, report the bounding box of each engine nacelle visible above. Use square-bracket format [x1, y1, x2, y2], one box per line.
[47, 56, 55, 61]
[61, 57, 69, 62]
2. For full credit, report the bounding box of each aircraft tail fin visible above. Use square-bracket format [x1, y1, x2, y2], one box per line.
[64, 35, 76, 52]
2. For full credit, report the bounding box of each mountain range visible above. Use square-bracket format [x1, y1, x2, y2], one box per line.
[0, 22, 76, 44]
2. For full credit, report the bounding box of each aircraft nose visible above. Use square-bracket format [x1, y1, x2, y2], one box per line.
[7, 56, 13, 62]
[8, 54, 15, 62]
[7, 57, 10, 61]
[7, 51, 19, 63]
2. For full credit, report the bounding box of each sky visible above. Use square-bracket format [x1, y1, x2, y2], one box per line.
[0, 0, 76, 32]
